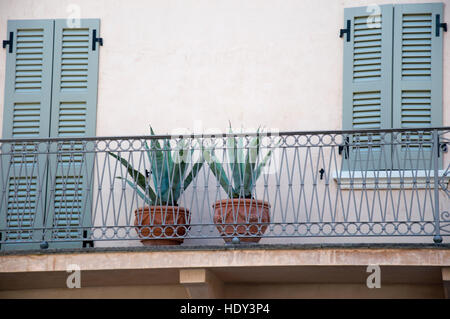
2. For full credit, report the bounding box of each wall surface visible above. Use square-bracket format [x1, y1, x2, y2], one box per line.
[0, 0, 448, 136]
[0, 283, 444, 298]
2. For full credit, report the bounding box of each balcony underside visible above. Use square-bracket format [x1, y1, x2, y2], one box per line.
[0, 244, 449, 298]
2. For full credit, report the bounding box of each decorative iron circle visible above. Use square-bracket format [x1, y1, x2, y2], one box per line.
[359, 223, 371, 235]
[322, 223, 333, 236]
[309, 135, 321, 146]
[372, 223, 383, 235]
[410, 222, 423, 235]
[347, 223, 359, 235]
[321, 134, 333, 146]
[118, 140, 130, 152]
[397, 223, 409, 235]
[96, 140, 107, 151]
[334, 224, 346, 235]
[297, 224, 308, 236]
[384, 223, 396, 235]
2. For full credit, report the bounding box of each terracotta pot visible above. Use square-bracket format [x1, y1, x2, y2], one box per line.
[213, 198, 270, 243]
[134, 206, 190, 246]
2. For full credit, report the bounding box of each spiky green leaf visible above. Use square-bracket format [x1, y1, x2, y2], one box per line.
[109, 152, 147, 190]
[115, 177, 155, 205]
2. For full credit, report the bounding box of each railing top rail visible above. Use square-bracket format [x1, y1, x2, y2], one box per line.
[0, 127, 449, 143]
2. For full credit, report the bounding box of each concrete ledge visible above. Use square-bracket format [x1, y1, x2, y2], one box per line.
[1, 247, 449, 295]
[1, 246, 449, 273]
[1, 243, 449, 256]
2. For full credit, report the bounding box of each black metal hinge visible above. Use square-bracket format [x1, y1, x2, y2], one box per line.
[2, 31, 13, 53]
[438, 139, 448, 158]
[92, 29, 103, 51]
[340, 20, 351, 42]
[436, 14, 447, 37]
[338, 136, 350, 159]
[82, 230, 94, 248]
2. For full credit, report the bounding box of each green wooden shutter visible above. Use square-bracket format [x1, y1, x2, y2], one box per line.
[1, 20, 55, 250]
[44, 19, 100, 248]
[342, 5, 394, 171]
[392, 3, 443, 170]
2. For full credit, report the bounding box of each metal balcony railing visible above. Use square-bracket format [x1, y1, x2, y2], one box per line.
[0, 127, 449, 250]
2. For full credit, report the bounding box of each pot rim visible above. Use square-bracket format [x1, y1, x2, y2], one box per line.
[212, 198, 271, 208]
[135, 206, 190, 213]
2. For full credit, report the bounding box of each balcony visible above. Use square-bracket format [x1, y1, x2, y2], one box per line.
[0, 127, 449, 251]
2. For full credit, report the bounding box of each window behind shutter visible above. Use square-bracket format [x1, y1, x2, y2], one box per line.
[342, 5, 394, 171]
[392, 3, 443, 170]
[1, 20, 54, 249]
[44, 19, 100, 248]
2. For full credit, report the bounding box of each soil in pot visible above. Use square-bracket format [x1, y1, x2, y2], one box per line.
[213, 198, 270, 243]
[134, 206, 190, 246]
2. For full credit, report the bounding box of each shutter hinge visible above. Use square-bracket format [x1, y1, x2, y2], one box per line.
[338, 136, 350, 159]
[339, 20, 351, 42]
[438, 139, 448, 158]
[436, 14, 447, 37]
[2, 31, 13, 53]
[82, 230, 94, 248]
[92, 29, 103, 51]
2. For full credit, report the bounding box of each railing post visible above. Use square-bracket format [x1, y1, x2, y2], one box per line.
[433, 129, 442, 244]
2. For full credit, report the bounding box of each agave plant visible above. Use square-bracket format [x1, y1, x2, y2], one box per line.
[204, 125, 275, 199]
[109, 127, 204, 206]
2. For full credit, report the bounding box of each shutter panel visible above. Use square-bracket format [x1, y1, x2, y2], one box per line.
[44, 19, 100, 248]
[342, 5, 394, 171]
[1, 20, 54, 250]
[392, 3, 443, 170]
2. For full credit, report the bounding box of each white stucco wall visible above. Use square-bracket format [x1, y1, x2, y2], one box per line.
[0, 0, 448, 136]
